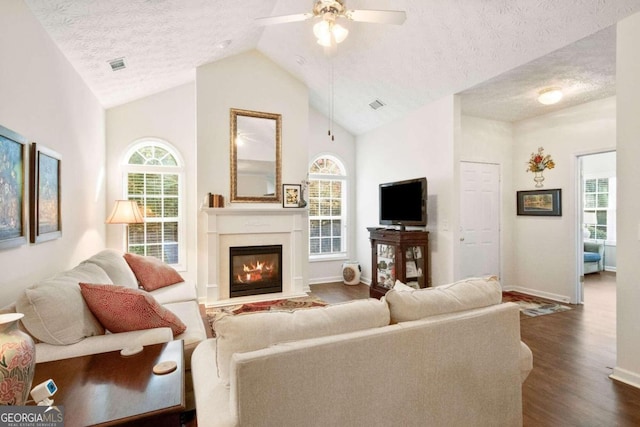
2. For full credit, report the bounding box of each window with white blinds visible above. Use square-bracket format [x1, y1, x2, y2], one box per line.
[308, 156, 347, 258]
[124, 141, 184, 266]
[584, 176, 616, 242]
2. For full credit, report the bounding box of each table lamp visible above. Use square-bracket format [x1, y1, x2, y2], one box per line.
[106, 200, 144, 250]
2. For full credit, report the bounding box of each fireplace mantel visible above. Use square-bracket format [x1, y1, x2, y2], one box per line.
[202, 207, 309, 306]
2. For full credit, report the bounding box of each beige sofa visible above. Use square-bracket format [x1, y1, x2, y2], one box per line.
[2, 249, 206, 364]
[192, 277, 533, 427]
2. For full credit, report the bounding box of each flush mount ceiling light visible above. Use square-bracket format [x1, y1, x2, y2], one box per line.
[256, 0, 406, 48]
[537, 87, 563, 105]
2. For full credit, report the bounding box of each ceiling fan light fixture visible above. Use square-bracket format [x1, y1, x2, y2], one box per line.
[537, 87, 563, 105]
[332, 23, 349, 43]
[313, 20, 330, 39]
[316, 31, 333, 47]
[256, 1, 406, 51]
[313, 18, 349, 46]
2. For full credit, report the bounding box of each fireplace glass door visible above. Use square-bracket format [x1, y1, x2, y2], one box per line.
[229, 245, 283, 297]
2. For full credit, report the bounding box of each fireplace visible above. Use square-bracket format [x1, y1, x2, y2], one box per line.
[203, 207, 308, 305]
[229, 245, 283, 297]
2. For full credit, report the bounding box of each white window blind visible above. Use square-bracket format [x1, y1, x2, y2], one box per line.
[308, 156, 347, 257]
[124, 141, 184, 266]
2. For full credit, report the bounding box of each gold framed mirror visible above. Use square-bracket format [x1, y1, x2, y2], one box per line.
[230, 108, 282, 203]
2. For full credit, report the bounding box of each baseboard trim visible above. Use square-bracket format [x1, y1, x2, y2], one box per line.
[610, 367, 640, 390]
[308, 276, 343, 285]
[502, 286, 571, 304]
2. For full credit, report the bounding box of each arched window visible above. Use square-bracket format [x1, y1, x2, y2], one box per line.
[308, 155, 347, 257]
[123, 139, 184, 267]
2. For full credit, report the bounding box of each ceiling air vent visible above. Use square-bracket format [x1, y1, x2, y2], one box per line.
[369, 99, 385, 110]
[108, 57, 126, 71]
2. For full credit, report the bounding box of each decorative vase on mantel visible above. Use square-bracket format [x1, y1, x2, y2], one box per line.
[533, 171, 545, 188]
[0, 313, 36, 405]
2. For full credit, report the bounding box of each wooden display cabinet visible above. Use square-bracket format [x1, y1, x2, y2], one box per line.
[368, 228, 430, 299]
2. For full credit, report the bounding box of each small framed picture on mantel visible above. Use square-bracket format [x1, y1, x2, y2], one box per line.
[283, 184, 301, 208]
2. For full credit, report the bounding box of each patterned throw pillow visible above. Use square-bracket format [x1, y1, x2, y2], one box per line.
[79, 283, 186, 336]
[123, 253, 183, 291]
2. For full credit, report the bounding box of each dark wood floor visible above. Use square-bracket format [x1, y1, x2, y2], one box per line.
[310, 273, 640, 426]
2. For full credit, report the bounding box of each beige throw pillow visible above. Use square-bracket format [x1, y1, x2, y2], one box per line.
[214, 298, 390, 385]
[81, 249, 139, 289]
[16, 263, 107, 345]
[384, 276, 502, 324]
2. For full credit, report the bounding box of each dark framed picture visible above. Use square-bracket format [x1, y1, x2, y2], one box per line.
[283, 184, 301, 208]
[0, 124, 28, 250]
[517, 189, 562, 216]
[30, 143, 62, 243]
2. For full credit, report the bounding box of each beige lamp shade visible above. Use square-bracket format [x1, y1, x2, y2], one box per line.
[105, 200, 144, 224]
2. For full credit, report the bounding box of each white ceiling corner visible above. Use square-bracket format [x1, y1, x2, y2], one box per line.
[24, 0, 640, 135]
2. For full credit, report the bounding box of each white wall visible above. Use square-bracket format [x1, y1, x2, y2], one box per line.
[356, 96, 456, 287]
[105, 83, 197, 283]
[459, 115, 516, 286]
[0, 0, 105, 304]
[196, 50, 309, 299]
[307, 106, 357, 284]
[612, 11, 640, 389]
[511, 96, 616, 302]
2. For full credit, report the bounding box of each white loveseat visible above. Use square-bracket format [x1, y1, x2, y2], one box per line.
[1, 249, 206, 364]
[191, 277, 533, 427]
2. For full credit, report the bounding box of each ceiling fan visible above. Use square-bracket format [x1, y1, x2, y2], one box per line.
[256, 0, 407, 47]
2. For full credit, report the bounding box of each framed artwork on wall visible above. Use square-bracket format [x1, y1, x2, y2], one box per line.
[517, 189, 562, 216]
[0, 124, 28, 250]
[30, 142, 62, 243]
[283, 184, 301, 208]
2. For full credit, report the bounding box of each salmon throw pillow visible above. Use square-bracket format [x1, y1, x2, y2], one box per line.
[79, 283, 186, 336]
[123, 253, 183, 291]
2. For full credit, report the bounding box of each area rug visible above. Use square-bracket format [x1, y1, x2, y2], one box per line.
[206, 295, 328, 336]
[502, 291, 572, 318]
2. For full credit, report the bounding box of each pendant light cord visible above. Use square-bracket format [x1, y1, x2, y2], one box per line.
[328, 60, 335, 141]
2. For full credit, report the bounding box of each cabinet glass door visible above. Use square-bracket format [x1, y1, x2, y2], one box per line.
[377, 243, 395, 289]
[405, 246, 424, 289]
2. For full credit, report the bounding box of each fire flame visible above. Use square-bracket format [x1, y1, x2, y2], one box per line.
[236, 259, 275, 283]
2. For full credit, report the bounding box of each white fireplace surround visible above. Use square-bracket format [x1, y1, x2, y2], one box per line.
[202, 207, 309, 306]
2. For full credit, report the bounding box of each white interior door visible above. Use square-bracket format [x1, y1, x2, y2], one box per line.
[459, 162, 500, 279]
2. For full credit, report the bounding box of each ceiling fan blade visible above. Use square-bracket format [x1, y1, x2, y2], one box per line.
[255, 12, 313, 26]
[346, 9, 406, 25]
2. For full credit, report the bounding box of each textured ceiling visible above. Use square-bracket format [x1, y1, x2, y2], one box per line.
[25, 0, 640, 135]
[459, 26, 617, 122]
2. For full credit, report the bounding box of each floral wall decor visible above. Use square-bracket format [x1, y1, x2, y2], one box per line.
[526, 147, 555, 188]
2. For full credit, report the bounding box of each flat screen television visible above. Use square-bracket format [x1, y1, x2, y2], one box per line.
[379, 177, 427, 229]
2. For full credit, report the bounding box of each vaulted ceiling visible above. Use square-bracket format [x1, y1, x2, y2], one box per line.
[25, 0, 640, 135]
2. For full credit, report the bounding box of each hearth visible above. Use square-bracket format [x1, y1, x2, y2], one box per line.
[229, 245, 283, 297]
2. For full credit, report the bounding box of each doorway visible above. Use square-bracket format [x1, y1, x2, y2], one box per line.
[577, 151, 616, 304]
[458, 162, 501, 279]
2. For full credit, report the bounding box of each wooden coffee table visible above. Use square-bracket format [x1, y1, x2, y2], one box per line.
[32, 340, 185, 427]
